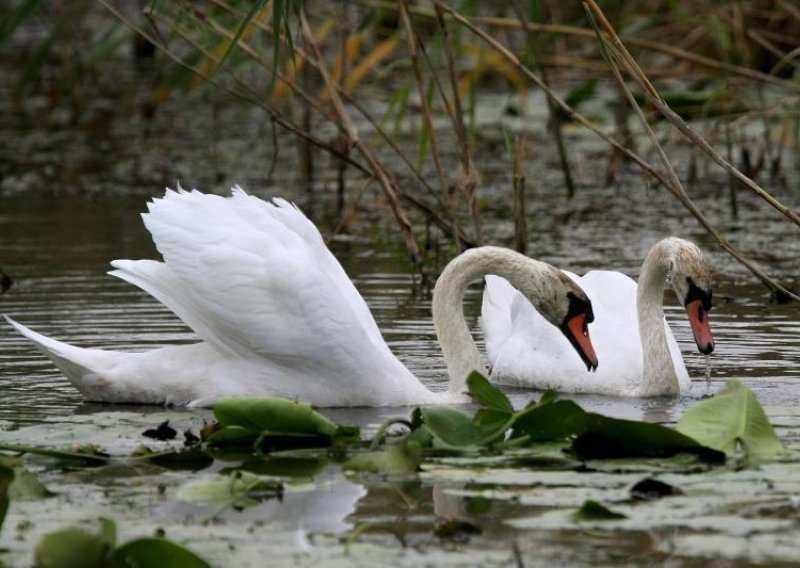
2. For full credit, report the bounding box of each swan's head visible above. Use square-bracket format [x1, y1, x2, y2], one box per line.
[519, 266, 599, 372]
[666, 239, 715, 355]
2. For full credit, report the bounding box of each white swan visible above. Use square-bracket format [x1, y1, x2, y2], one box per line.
[5, 186, 598, 408]
[481, 237, 714, 396]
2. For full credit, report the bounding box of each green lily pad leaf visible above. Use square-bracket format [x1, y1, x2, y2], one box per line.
[676, 379, 787, 465]
[175, 471, 283, 507]
[537, 389, 560, 406]
[213, 397, 339, 437]
[109, 537, 211, 568]
[205, 425, 259, 447]
[466, 372, 513, 414]
[421, 406, 505, 450]
[344, 440, 422, 474]
[10, 466, 53, 500]
[511, 399, 587, 442]
[34, 518, 116, 568]
[467, 373, 515, 435]
[572, 499, 627, 521]
[571, 413, 725, 462]
[0, 464, 13, 533]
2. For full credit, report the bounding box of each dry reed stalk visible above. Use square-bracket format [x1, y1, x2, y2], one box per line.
[113, 0, 371, 177]
[724, 121, 739, 219]
[582, 1, 798, 301]
[584, 0, 800, 228]
[398, 0, 463, 251]
[299, 11, 426, 271]
[340, 94, 477, 247]
[512, 135, 528, 255]
[173, 0, 471, 246]
[509, 1, 575, 199]
[367, 1, 800, 92]
[436, 1, 798, 301]
[433, 2, 482, 243]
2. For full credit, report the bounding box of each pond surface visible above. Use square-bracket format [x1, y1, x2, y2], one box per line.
[0, 173, 798, 565]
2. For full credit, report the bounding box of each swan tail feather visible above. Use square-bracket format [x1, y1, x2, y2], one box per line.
[109, 259, 239, 358]
[4, 316, 107, 398]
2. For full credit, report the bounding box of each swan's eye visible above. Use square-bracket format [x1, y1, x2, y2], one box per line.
[685, 277, 712, 312]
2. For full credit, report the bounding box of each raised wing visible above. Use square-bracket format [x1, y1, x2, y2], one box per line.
[116, 187, 390, 367]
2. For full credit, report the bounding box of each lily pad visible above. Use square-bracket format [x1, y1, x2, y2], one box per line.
[34, 518, 116, 568]
[109, 537, 212, 568]
[421, 406, 505, 450]
[213, 398, 339, 437]
[677, 380, 787, 465]
[571, 413, 726, 462]
[344, 440, 422, 474]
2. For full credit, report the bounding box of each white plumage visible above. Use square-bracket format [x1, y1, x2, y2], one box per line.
[7, 186, 598, 407]
[482, 237, 714, 397]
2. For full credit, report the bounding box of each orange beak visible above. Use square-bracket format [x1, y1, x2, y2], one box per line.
[566, 313, 599, 372]
[685, 299, 715, 354]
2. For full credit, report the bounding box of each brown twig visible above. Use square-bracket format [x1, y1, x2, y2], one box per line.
[398, 0, 463, 251]
[299, 10, 426, 271]
[582, 1, 798, 301]
[584, 0, 800, 228]
[360, 0, 800, 92]
[509, 0, 575, 199]
[433, 2, 483, 243]
[512, 135, 528, 254]
[436, 1, 797, 300]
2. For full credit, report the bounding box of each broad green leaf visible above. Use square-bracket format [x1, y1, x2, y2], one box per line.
[34, 518, 116, 568]
[10, 466, 53, 500]
[213, 397, 338, 437]
[511, 399, 587, 442]
[572, 413, 725, 462]
[422, 407, 505, 450]
[538, 390, 560, 406]
[175, 472, 282, 507]
[473, 408, 514, 436]
[572, 500, 627, 521]
[205, 425, 259, 446]
[676, 379, 786, 465]
[110, 538, 211, 568]
[466, 372, 513, 414]
[344, 441, 422, 474]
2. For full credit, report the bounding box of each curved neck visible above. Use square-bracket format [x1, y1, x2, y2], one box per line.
[636, 244, 680, 395]
[432, 247, 551, 396]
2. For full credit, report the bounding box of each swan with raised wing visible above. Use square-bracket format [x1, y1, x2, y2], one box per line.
[482, 237, 714, 396]
[6, 187, 598, 407]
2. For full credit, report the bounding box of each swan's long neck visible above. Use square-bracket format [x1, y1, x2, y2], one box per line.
[433, 247, 552, 396]
[636, 244, 680, 395]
